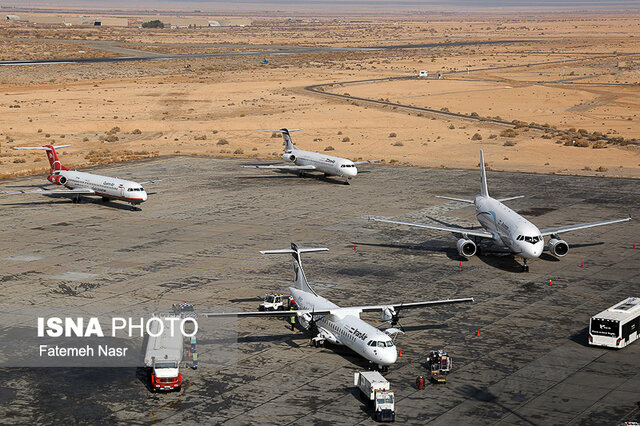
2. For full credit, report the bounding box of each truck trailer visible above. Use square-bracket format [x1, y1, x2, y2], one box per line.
[354, 371, 395, 422]
[144, 316, 184, 391]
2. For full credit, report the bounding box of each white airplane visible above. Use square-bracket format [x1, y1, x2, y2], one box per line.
[202, 243, 473, 371]
[244, 128, 376, 184]
[3, 145, 159, 210]
[371, 150, 631, 272]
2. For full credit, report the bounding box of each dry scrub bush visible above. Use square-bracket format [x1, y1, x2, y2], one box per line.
[503, 140, 516, 147]
[500, 129, 518, 138]
[389, 132, 397, 138]
[392, 141, 404, 147]
[194, 135, 207, 141]
[471, 133, 482, 141]
[342, 137, 350, 142]
[217, 139, 229, 146]
[324, 146, 335, 151]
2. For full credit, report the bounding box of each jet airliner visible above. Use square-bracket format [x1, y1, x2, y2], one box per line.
[372, 150, 631, 271]
[243, 129, 376, 184]
[202, 243, 473, 370]
[2, 145, 159, 210]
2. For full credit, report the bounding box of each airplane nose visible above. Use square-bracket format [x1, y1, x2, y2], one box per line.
[142, 191, 148, 201]
[380, 349, 397, 366]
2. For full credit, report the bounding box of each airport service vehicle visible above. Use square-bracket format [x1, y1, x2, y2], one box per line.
[202, 243, 473, 370]
[258, 293, 293, 311]
[589, 297, 640, 349]
[243, 128, 376, 184]
[144, 316, 184, 392]
[354, 371, 395, 422]
[3, 145, 159, 210]
[426, 349, 452, 384]
[371, 150, 631, 271]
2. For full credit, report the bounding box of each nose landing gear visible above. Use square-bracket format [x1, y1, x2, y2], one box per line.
[522, 258, 529, 272]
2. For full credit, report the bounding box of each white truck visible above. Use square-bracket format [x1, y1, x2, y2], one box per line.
[354, 371, 395, 422]
[144, 316, 184, 392]
[258, 293, 293, 311]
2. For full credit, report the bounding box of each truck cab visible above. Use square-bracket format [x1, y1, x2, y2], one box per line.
[151, 359, 182, 391]
[258, 293, 293, 311]
[374, 390, 395, 422]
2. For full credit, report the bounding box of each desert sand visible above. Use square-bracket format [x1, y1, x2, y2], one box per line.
[0, 12, 638, 179]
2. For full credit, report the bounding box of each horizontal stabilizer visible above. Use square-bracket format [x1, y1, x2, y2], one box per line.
[260, 247, 329, 255]
[384, 328, 405, 336]
[496, 195, 524, 202]
[13, 144, 71, 151]
[257, 129, 303, 133]
[435, 195, 474, 204]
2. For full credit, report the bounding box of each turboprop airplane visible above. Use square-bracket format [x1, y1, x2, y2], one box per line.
[371, 150, 631, 272]
[201, 243, 473, 371]
[2, 145, 159, 210]
[243, 128, 376, 184]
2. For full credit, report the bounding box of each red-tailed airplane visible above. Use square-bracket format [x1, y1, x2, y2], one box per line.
[2, 145, 159, 210]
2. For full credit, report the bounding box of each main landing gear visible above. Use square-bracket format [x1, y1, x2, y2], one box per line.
[72, 195, 81, 204]
[130, 204, 141, 211]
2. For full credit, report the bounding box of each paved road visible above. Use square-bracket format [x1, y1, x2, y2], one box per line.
[0, 39, 538, 66]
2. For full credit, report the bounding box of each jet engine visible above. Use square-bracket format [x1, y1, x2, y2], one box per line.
[548, 238, 569, 257]
[282, 153, 296, 162]
[48, 174, 67, 185]
[456, 238, 477, 258]
[381, 307, 396, 323]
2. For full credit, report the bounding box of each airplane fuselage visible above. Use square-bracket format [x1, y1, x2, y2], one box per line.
[52, 170, 148, 204]
[285, 148, 358, 179]
[290, 287, 397, 367]
[474, 195, 544, 259]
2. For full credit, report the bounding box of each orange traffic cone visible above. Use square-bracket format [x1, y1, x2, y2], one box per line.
[476, 329, 480, 337]
[459, 261, 462, 269]
[353, 244, 357, 251]
[580, 261, 584, 268]
[398, 349, 403, 357]
[548, 279, 551, 286]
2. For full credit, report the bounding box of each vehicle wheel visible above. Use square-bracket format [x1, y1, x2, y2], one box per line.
[175, 386, 181, 392]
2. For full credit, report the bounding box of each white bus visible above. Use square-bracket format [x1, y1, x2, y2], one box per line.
[589, 297, 640, 349]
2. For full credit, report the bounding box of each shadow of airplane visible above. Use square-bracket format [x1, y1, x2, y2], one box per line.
[352, 241, 461, 261]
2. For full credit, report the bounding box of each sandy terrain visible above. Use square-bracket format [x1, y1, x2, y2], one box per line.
[0, 13, 638, 179]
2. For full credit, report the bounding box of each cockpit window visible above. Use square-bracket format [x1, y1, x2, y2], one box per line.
[523, 235, 542, 244]
[385, 341, 395, 347]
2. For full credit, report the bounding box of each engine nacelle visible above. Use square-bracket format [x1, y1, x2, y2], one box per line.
[47, 174, 67, 185]
[381, 307, 396, 323]
[549, 238, 569, 257]
[456, 238, 477, 258]
[282, 153, 296, 162]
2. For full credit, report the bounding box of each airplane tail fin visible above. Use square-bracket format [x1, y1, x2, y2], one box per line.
[13, 145, 70, 173]
[479, 149, 489, 197]
[261, 243, 328, 296]
[258, 128, 302, 153]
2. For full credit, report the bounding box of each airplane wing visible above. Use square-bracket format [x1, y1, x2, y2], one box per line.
[243, 165, 316, 170]
[139, 180, 162, 186]
[540, 217, 631, 236]
[357, 297, 474, 313]
[370, 217, 493, 239]
[200, 297, 473, 318]
[353, 160, 379, 165]
[2, 188, 95, 195]
[200, 309, 329, 318]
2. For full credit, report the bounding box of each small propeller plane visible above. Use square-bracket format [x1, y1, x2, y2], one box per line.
[202, 243, 473, 371]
